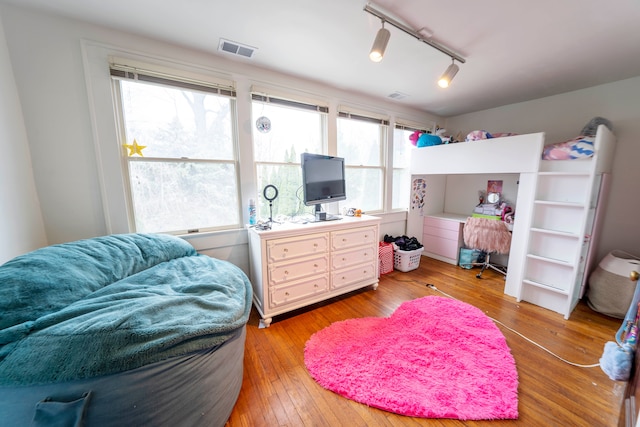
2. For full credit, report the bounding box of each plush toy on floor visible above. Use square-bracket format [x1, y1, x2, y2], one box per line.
[600, 275, 640, 381]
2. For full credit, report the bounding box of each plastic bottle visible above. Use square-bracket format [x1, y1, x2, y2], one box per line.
[248, 199, 257, 225]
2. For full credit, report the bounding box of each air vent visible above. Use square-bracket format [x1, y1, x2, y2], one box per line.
[218, 39, 256, 58]
[388, 91, 409, 100]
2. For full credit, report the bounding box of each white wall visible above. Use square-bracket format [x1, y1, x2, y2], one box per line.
[445, 78, 640, 262]
[0, 5, 438, 258]
[2, 3, 638, 271]
[0, 13, 46, 264]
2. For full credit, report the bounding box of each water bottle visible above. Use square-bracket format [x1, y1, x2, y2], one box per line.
[248, 199, 257, 225]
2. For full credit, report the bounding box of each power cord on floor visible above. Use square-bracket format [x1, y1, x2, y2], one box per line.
[424, 283, 601, 368]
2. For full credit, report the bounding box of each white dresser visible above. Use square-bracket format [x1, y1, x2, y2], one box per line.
[248, 215, 380, 327]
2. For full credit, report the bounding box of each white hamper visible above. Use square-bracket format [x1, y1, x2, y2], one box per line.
[587, 250, 640, 318]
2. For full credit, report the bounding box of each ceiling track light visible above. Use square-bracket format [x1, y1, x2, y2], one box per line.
[369, 20, 390, 62]
[364, 3, 465, 87]
[438, 59, 459, 88]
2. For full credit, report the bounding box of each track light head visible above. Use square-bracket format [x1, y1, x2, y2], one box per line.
[369, 22, 390, 62]
[438, 60, 459, 88]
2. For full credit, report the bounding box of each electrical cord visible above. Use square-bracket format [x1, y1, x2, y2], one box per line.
[424, 283, 601, 368]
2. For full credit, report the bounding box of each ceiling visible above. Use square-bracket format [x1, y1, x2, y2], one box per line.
[2, 0, 640, 117]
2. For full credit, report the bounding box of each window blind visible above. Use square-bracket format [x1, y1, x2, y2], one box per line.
[338, 111, 389, 126]
[251, 93, 328, 113]
[110, 65, 236, 97]
[394, 123, 429, 133]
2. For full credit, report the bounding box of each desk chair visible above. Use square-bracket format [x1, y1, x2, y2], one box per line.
[462, 217, 512, 278]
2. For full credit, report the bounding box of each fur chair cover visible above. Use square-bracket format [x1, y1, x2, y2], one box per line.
[463, 217, 512, 254]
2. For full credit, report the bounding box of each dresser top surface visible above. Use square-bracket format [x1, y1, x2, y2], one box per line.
[248, 214, 380, 239]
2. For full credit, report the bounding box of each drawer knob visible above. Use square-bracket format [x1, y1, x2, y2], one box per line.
[314, 243, 318, 247]
[314, 263, 318, 268]
[314, 284, 318, 288]
[285, 292, 290, 296]
[342, 238, 347, 242]
[342, 257, 346, 261]
[284, 270, 289, 275]
[284, 248, 288, 252]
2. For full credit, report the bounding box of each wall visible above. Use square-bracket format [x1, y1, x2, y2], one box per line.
[0, 14, 46, 264]
[444, 173, 519, 215]
[0, 4, 431, 272]
[3, 4, 638, 271]
[445, 78, 640, 263]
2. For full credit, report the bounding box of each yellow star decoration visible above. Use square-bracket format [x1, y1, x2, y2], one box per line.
[124, 139, 146, 157]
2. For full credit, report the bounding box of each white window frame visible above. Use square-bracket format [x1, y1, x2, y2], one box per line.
[336, 110, 389, 214]
[110, 63, 241, 234]
[251, 92, 329, 219]
[392, 122, 432, 211]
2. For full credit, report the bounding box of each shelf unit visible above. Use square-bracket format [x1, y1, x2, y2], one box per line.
[517, 126, 616, 318]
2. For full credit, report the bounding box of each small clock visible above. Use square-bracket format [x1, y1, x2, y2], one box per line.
[256, 116, 271, 133]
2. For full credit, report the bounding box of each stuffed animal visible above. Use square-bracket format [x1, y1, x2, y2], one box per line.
[417, 133, 442, 147]
[435, 127, 453, 144]
[466, 130, 493, 142]
[409, 130, 421, 146]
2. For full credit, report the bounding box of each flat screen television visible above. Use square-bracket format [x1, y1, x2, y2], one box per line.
[301, 152, 346, 221]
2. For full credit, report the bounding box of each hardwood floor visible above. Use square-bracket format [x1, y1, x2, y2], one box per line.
[227, 257, 625, 426]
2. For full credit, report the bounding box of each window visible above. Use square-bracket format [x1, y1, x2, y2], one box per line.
[251, 94, 327, 219]
[112, 67, 239, 233]
[337, 112, 388, 213]
[393, 123, 432, 210]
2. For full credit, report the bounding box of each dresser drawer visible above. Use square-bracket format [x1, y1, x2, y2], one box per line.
[331, 226, 377, 251]
[267, 233, 328, 263]
[331, 262, 376, 290]
[424, 216, 463, 231]
[268, 255, 329, 286]
[332, 244, 376, 270]
[423, 225, 460, 241]
[423, 236, 460, 260]
[269, 275, 329, 308]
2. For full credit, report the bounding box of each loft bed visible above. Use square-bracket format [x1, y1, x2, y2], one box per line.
[410, 132, 543, 176]
[409, 124, 616, 318]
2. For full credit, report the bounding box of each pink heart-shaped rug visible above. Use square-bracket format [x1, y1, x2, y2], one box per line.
[304, 296, 518, 420]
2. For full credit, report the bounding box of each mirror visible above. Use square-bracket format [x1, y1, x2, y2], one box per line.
[487, 192, 500, 204]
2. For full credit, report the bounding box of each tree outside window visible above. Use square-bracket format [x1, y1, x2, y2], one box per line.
[252, 99, 326, 220]
[116, 78, 239, 233]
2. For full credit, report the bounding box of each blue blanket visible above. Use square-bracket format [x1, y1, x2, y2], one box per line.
[0, 233, 252, 386]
